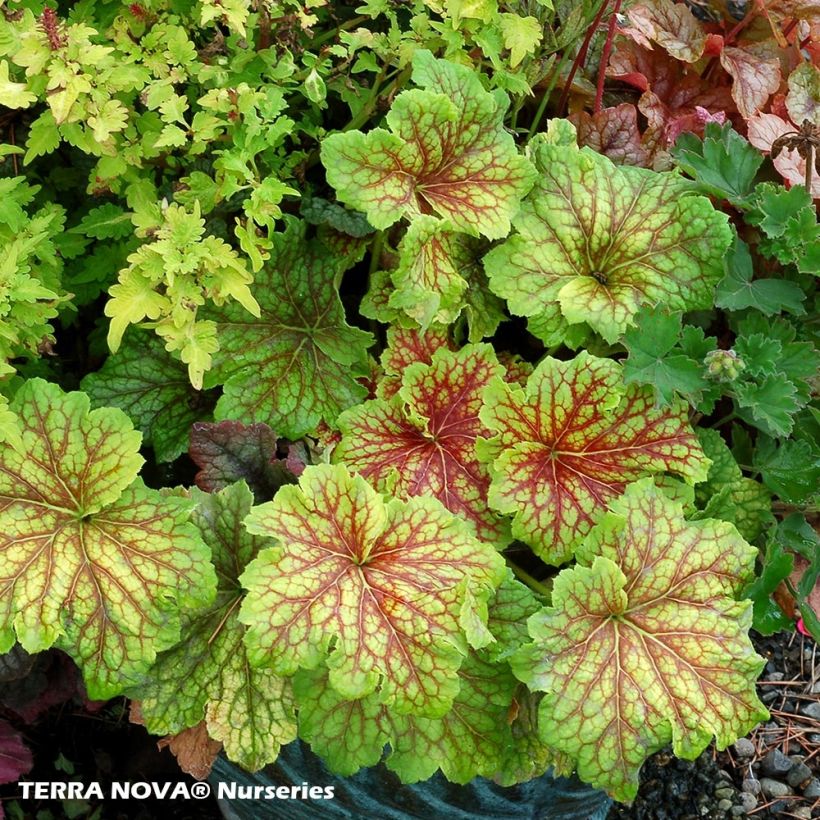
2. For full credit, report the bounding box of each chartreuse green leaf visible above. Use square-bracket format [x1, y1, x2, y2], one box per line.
[82, 331, 213, 463]
[133, 483, 297, 772]
[694, 430, 773, 542]
[479, 352, 710, 564]
[321, 50, 535, 239]
[512, 479, 767, 803]
[238, 464, 506, 717]
[387, 216, 505, 339]
[336, 344, 510, 547]
[206, 218, 373, 438]
[293, 576, 548, 783]
[485, 121, 732, 344]
[0, 380, 215, 699]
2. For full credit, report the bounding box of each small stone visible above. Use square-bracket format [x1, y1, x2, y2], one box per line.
[717, 799, 733, 811]
[730, 807, 745, 817]
[732, 738, 755, 758]
[761, 689, 778, 704]
[760, 749, 792, 777]
[741, 778, 761, 795]
[809, 733, 820, 744]
[740, 792, 758, 812]
[760, 778, 791, 799]
[768, 671, 784, 681]
[810, 680, 820, 694]
[791, 808, 811, 820]
[715, 786, 734, 799]
[801, 701, 820, 720]
[787, 761, 812, 788]
[718, 768, 733, 781]
[804, 777, 820, 799]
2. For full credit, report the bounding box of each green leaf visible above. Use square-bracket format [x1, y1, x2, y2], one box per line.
[512, 479, 767, 802]
[387, 215, 504, 338]
[321, 51, 535, 239]
[753, 436, 820, 504]
[206, 218, 373, 438]
[715, 238, 805, 316]
[23, 112, 60, 164]
[0, 59, 35, 108]
[70, 204, 134, 240]
[485, 125, 732, 344]
[81, 331, 212, 463]
[734, 374, 800, 438]
[695, 429, 773, 541]
[671, 123, 763, 204]
[336, 344, 509, 546]
[479, 351, 710, 564]
[0, 380, 215, 699]
[239, 464, 506, 717]
[744, 537, 794, 636]
[498, 14, 542, 67]
[622, 308, 710, 407]
[133, 483, 297, 772]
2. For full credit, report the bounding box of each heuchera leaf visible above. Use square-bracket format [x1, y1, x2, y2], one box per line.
[205, 217, 373, 438]
[321, 50, 535, 239]
[238, 464, 506, 717]
[484, 124, 732, 344]
[294, 652, 531, 784]
[336, 344, 509, 546]
[694, 430, 773, 542]
[0, 719, 32, 786]
[0, 380, 215, 699]
[719, 43, 781, 121]
[81, 330, 214, 463]
[188, 420, 300, 503]
[512, 479, 768, 802]
[387, 215, 505, 339]
[293, 577, 546, 783]
[568, 104, 651, 167]
[479, 352, 710, 564]
[376, 324, 454, 400]
[621, 0, 706, 63]
[133, 483, 297, 772]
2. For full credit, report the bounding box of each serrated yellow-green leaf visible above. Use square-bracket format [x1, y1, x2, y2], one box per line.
[321, 51, 535, 239]
[134, 483, 296, 771]
[512, 479, 767, 802]
[239, 464, 506, 717]
[485, 125, 732, 343]
[0, 380, 216, 699]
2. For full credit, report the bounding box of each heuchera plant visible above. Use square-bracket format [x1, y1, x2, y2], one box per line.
[0, 0, 818, 810]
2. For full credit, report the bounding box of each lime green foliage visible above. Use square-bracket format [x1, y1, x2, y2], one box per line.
[321, 50, 535, 238]
[485, 122, 732, 344]
[82, 330, 212, 463]
[133, 483, 297, 771]
[0, 178, 68, 375]
[239, 464, 506, 716]
[479, 352, 710, 564]
[387, 216, 505, 339]
[105, 202, 259, 390]
[206, 218, 373, 438]
[0, 380, 215, 699]
[512, 479, 767, 802]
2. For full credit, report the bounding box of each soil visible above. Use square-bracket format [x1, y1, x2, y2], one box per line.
[609, 629, 820, 820]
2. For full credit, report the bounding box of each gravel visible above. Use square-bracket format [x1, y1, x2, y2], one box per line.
[608, 629, 819, 819]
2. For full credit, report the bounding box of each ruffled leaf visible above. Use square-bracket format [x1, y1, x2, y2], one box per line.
[239, 464, 506, 717]
[205, 218, 373, 438]
[512, 479, 767, 802]
[485, 124, 732, 344]
[336, 344, 509, 546]
[133, 483, 297, 772]
[0, 380, 215, 699]
[321, 50, 535, 239]
[479, 352, 710, 564]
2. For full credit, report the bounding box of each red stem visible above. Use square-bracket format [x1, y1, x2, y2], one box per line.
[594, 0, 621, 114]
[558, 0, 611, 115]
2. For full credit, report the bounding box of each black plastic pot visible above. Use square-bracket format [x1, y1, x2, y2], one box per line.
[209, 741, 612, 820]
